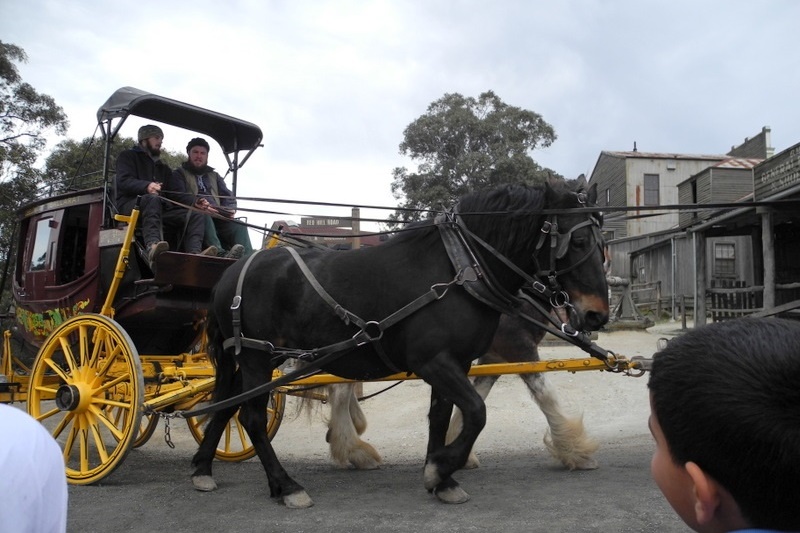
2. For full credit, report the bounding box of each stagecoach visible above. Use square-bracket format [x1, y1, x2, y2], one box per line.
[0, 88, 649, 492]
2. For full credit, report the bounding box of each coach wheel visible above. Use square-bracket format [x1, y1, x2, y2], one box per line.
[27, 314, 144, 485]
[184, 389, 285, 461]
[103, 404, 159, 448]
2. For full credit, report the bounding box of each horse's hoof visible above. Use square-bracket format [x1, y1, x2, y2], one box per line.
[283, 490, 314, 509]
[349, 455, 381, 470]
[434, 485, 470, 504]
[462, 453, 480, 470]
[348, 444, 382, 470]
[570, 457, 599, 470]
[192, 475, 217, 492]
[423, 463, 441, 491]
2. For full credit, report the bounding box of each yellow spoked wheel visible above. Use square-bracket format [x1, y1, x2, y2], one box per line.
[103, 405, 159, 448]
[27, 314, 144, 485]
[185, 389, 285, 461]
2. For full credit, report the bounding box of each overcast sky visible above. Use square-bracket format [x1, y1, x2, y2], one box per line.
[4, 0, 800, 232]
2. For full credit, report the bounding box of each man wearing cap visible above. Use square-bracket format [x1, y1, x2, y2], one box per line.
[115, 125, 217, 268]
[168, 137, 253, 259]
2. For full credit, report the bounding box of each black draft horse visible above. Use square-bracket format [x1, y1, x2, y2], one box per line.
[191, 176, 609, 508]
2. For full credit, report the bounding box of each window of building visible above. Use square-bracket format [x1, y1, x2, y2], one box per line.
[643, 174, 660, 206]
[604, 188, 611, 206]
[714, 242, 736, 278]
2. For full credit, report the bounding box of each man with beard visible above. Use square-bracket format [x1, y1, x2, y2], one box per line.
[168, 137, 252, 259]
[115, 125, 217, 269]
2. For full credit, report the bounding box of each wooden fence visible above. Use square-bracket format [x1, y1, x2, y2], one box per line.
[706, 281, 800, 322]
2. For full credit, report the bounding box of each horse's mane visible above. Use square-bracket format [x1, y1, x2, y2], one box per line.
[388, 180, 580, 249]
[457, 184, 547, 216]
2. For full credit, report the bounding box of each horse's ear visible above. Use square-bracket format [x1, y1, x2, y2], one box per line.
[546, 174, 562, 189]
[575, 174, 587, 189]
[587, 182, 598, 204]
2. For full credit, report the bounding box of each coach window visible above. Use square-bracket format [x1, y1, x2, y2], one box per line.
[29, 218, 54, 271]
[643, 174, 660, 206]
[714, 242, 736, 279]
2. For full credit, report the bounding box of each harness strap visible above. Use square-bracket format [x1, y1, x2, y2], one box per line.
[222, 247, 475, 373]
[437, 215, 520, 314]
[283, 246, 401, 373]
[229, 248, 265, 355]
[284, 247, 363, 327]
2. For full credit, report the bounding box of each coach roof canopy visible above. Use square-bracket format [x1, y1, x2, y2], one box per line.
[97, 86, 263, 155]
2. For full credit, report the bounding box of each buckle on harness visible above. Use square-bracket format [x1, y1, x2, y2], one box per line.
[354, 321, 383, 346]
[530, 280, 547, 295]
[561, 323, 579, 337]
[231, 295, 242, 310]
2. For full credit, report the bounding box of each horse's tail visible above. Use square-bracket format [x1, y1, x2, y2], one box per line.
[206, 307, 238, 404]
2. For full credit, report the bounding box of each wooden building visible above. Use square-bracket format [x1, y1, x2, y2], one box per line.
[588, 127, 788, 321]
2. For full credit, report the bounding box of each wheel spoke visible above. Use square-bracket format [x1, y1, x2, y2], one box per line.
[88, 326, 106, 368]
[78, 414, 90, 474]
[50, 411, 76, 440]
[44, 354, 70, 382]
[95, 372, 133, 394]
[87, 412, 111, 464]
[78, 324, 91, 367]
[58, 336, 78, 374]
[63, 421, 79, 463]
[88, 404, 125, 441]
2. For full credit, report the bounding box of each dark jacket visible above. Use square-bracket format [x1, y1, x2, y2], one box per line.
[168, 162, 237, 212]
[115, 145, 173, 213]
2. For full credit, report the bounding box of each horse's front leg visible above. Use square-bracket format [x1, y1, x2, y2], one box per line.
[418, 355, 486, 504]
[445, 374, 498, 469]
[521, 373, 598, 470]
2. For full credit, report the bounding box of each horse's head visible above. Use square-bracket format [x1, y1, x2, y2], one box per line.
[536, 174, 609, 332]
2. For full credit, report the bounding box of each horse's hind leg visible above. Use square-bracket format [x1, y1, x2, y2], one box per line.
[325, 383, 381, 469]
[445, 375, 498, 469]
[521, 372, 598, 470]
[191, 404, 241, 491]
[239, 394, 313, 508]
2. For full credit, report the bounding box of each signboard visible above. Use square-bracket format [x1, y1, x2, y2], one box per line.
[755, 141, 800, 201]
[300, 217, 353, 228]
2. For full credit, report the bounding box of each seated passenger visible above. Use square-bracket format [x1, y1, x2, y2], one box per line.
[168, 137, 253, 259]
[115, 125, 217, 268]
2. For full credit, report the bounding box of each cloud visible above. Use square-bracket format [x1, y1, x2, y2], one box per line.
[3, 0, 800, 232]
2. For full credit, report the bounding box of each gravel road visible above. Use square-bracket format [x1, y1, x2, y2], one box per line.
[62, 324, 692, 533]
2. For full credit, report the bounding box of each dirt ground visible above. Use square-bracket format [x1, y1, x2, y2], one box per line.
[62, 323, 692, 533]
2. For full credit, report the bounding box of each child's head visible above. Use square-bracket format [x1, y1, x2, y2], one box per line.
[648, 317, 800, 532]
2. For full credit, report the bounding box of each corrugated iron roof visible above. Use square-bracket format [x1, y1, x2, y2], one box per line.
[604, 150, 727, 161]
[711, 158, 763, 169]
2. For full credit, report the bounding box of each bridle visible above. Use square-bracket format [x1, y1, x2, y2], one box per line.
[522, 191, 605, 336]
[528, 189, 606, 314]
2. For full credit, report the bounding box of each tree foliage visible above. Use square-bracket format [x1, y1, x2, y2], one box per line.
[42, 136, 186, 193]
[390, 91, 560, 223]
[1, 40, 69, 312]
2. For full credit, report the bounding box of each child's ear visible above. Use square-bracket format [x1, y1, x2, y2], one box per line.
[685, 461, 720, 525]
